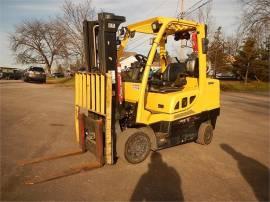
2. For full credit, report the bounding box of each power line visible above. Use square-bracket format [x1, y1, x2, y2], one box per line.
[179, 0, 185, 19]
[184, 0, 212, 18]
[126, 37, 150, 51]
[175, 0, 180, 17]
[125, 34, 149, 49]
[124, 0, 167, 52]
[184, 0, 205, 14]
[177, 0, 212, 19]
[144, 0, 167, 18]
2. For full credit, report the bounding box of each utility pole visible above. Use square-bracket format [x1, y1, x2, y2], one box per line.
[179, 0, 185, 62]
[180, 0, 184, 18]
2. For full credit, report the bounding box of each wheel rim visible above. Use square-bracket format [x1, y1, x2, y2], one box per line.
[125, 133, 150, 163]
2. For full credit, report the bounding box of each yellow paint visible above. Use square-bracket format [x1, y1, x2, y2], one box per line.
[123, 82, 141, 103]
[82, 74, 87, 108]
[105, 74, 112, 164]
[87, 74, 91, 110]
[96, 75, 100, 113]
[100, 75, 105, 114]
[117, 17, 220, 125]
[74, 72, 113, 163]
[74, 74, 80, 143]
[159, 38, 166, 72]
[127, 17, 197, 35]
[75, 16, 220, 163]
[91, 74, 95, 111]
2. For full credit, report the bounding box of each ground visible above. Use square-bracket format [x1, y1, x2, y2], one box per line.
[1, 80, 269, 201]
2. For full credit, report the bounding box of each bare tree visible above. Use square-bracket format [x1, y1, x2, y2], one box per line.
[225, 30, 243, 57]
[10, 20, 69, 74]
[186, 1, 215, 40]
[197, 2, 214, 37]
[240, 0, 270, 33]
[238, 0, 270, 72]
[59, 0, 96, 65]
[234, 38, 259, 83]
[207, 27, 228, 75]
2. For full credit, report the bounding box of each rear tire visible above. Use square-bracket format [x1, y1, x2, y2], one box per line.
[196, 122, 213, 145]
[117, 128, 151, 164]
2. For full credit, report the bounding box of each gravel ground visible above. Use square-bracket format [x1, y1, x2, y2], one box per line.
[1, 80, 269, 201]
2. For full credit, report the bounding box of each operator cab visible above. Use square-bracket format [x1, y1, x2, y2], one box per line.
[117, 17, 211, 120]
[119, 24, 200, 93]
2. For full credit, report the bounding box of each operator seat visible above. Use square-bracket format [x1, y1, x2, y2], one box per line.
[163, 63, 187, 84]
[150, 62, 187, 93]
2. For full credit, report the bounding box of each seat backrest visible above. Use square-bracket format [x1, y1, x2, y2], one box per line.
[162, 63, 186, 82]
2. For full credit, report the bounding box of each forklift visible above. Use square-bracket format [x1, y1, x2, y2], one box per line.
[75, 12, 220, 165]
[20, 12, 220, 184]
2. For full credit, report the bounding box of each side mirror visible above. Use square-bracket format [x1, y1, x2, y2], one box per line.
[130, 31, 135, 38]
[202, 38, 209, 54]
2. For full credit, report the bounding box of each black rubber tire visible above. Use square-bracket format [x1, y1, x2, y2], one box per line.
[196, 122, 213, 145]
[117, 128, 151, 164]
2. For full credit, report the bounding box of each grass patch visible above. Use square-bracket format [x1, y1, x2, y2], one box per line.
[220, 80, 270, 92]
[46, 77, 74, 87]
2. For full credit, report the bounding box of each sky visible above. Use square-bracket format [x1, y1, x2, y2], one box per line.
[0, 0, 242, 68]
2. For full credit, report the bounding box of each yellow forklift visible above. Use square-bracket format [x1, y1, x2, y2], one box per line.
[20, 12, 219, 184]
[75, 12, 220, 165]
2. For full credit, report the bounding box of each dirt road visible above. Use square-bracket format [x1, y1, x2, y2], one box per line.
[1, 80, 269, 201]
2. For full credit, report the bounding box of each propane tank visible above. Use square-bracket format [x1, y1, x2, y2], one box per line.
[192, 32, 198, 53]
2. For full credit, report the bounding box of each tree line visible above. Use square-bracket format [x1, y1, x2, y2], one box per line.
[10, 0, 270, 83]
[192, 0, 270, 83]
[10, 0, 95, 74]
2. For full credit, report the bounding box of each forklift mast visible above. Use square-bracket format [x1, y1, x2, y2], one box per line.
[83, 13, 125, 73]
[74, 13, 126, 165]
[18, 14, 127, 184]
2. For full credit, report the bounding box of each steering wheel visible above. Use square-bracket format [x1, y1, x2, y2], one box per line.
[134, 54, 147, 67]
[128, 54, 147, 81]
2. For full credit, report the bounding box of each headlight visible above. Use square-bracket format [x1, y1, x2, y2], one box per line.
[29, 71, 35, 76]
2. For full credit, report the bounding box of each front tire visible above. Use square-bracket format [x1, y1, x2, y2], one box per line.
[117, 128, 151, 164]
[196, 122, 213, 145]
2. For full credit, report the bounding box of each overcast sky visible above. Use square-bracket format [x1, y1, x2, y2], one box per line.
[0, 0, 242, 68]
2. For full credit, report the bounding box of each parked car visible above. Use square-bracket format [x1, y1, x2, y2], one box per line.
[0, 67, 20, 80]
[13, 69, 24, 80]
[23, 66, 46, 83]
[52, 72, 65, 78]
[1, 71, 17, 80]
[215, 72, 241, 80]
[65, 70, 74, 77]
